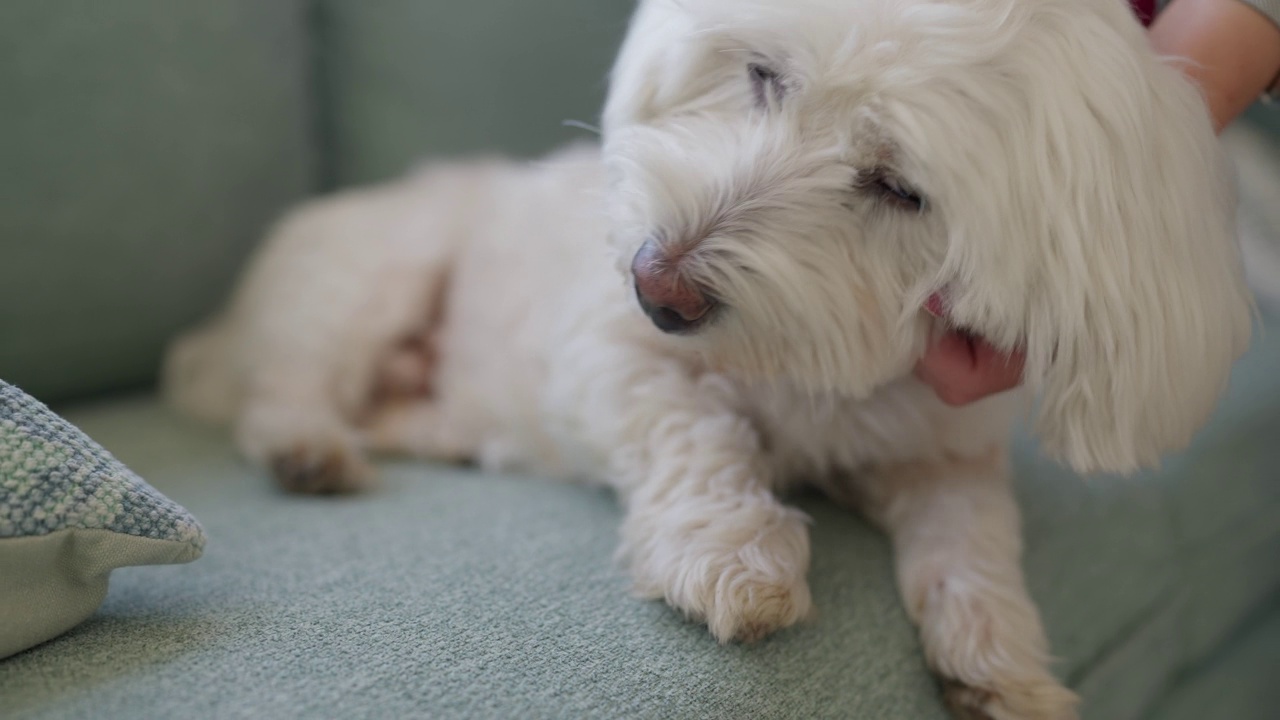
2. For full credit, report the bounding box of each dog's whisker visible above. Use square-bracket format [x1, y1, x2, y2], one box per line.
[562, 119, 602, 136]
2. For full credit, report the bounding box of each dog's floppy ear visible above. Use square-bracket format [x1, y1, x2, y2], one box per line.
[602, 0, 708, 132]
[941, 8, 1253, 474]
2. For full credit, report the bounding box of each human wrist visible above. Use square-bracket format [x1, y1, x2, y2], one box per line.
[1149, 0, 1280, 129]
[1242, 0, 1280, 95]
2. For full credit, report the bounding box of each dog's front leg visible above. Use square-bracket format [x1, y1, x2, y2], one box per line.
[858, 451, 1079, 720]
[608, 371, 811, 644]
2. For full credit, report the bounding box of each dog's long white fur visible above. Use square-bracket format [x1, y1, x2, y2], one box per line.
[164, 1, 1253, 718]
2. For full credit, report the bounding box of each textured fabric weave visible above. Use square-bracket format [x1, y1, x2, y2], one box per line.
[0, 383, 204, 548]
[0, 381, 205, 658]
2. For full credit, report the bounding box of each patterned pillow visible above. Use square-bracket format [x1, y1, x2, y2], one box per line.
[0, 381, 205, 659]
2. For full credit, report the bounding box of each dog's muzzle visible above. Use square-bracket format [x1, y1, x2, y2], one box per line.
[631, 238, 717, 335]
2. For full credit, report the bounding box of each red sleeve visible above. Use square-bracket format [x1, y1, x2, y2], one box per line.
[1130, 0, 1157, 26]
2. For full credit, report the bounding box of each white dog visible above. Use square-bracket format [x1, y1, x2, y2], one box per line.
[163, 0, 1254, 717]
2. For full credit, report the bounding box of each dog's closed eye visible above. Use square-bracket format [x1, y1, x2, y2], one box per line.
[855, 169, 926, 212]
[748, 62, 784, 108]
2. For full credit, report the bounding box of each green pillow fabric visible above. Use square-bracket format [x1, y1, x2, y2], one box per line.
[0, 382, 205, 659]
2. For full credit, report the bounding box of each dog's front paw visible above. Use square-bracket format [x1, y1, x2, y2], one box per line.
[702, 567, 812, 643]
[624, 503, 812, 643]
[943, 676, 1079, 720]
[918, 580, 1079, 720]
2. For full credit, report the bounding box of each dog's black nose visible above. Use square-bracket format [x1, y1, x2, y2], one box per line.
[632, 240, 716, 334]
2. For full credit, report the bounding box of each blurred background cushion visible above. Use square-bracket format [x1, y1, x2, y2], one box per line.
[1230, 107, 1280, 313]
[0, 1, 317, 403]
[315, 0, 630, 187]
[3, 0, 1273, 406]
[0, 0, 634, 405]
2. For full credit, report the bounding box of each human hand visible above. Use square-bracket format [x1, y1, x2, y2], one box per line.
[913, 294, 1026, 406]
[1149, 0, 1280, 132]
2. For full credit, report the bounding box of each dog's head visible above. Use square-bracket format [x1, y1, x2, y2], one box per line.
[600, 0, 1253, 474]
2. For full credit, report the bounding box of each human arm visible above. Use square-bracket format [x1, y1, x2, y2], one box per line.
[1148, 0, 1280, 131]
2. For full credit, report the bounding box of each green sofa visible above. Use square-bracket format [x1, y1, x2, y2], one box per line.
[2, 3, 1278, 718]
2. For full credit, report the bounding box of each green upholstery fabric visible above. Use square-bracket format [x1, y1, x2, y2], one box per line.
[317, 0, 632, 186]
[1244, 103, 1280, 138]
[0, 400, 949, 720]
[1141, 609, 1280, 720]
[0, 1, 317, 403]
[2, 310, 1277, 719]
[1013, 312, 1280, 716]
[0, 0, 633, 401]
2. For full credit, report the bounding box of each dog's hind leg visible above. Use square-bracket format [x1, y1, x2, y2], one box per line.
[236, 375, 375, 495]
[856, 452, 1079, 720]
[163, 318, 243, 426]
[224, 180, 459, 494]
[361, 400, 476, 465]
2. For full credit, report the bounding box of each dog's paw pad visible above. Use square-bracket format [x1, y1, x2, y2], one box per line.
[942, 678, 1079, 720]
[270, 443, 372, 495]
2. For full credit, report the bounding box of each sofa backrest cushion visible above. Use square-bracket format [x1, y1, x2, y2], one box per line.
[0, 1, 319, 403]
[0, 0, 634, 404]
[316, 0, 631, 187]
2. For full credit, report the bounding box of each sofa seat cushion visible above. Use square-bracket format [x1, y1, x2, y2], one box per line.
[2, 311, 1277, 719]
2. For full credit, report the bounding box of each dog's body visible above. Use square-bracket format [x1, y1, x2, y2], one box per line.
[170, 142, 1049, 714]
[165, 1, 1257, 717]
